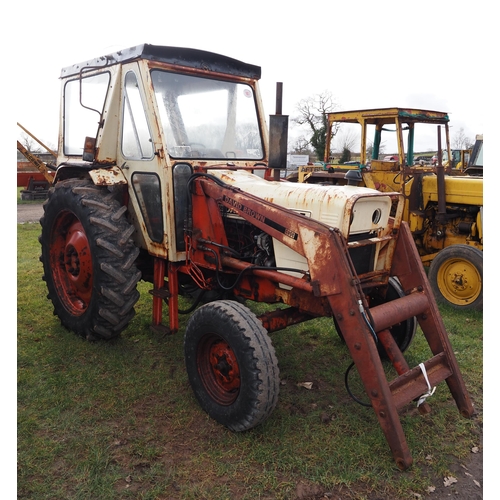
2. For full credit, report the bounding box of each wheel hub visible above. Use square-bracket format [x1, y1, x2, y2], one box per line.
[450, 272, 466, 290]
[64, 246, 80, 277]
[51, 215, 93, 315]
[63, 222, 92, 291]
[440, 259, 480, 303]
[209, 342, 240, 392]
[197, 334, 241, 405]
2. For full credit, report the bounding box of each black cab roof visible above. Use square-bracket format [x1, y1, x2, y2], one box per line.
[60, 44, 261, 80]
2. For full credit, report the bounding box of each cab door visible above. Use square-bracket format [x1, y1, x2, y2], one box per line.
[117, 62, 174, 259]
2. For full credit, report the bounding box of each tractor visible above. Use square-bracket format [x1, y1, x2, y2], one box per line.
[36, 44, 474, 470]
[299, 108, 483, 310]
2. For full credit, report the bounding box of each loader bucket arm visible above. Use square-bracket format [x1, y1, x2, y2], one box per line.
[184, 174, 474, 470]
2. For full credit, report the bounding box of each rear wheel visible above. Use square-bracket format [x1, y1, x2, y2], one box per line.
[184, 300, 280, 431]
[428, 245, 483, 311]
[39, 179, 141, 339]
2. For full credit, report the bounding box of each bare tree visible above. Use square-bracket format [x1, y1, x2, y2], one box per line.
[290, 136, 313, 155]
[452, 127, 472, 150]
[367, 140, 386, 160]
[333, 128, 358, 164]
[292, 90, 339, 161]
[336, 130, 357, 152]
[19, 132, 44, 153]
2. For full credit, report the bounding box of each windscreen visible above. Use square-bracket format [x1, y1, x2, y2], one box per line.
[151, 71, 263, 160]
[471, 142, 483, 167]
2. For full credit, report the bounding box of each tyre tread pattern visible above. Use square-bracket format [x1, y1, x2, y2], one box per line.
[185, 300, 280, 432]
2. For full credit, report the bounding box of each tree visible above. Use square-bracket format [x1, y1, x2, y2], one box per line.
[335, 129, 357, 164]
[339, 147, 351, 164]
[452, 127, 472, 150]
[19, 132, 44, 153]
[292, 91, 339, 161]
[366, 140, 385, 160]
[290, 136, 313, 155]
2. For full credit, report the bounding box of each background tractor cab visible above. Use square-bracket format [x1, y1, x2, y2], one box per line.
[320, 108, 483, 311]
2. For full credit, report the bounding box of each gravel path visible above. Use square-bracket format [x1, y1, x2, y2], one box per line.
[17, 203, 44, 224]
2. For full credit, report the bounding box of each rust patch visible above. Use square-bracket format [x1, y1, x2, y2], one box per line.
[89, 167, 128, 185]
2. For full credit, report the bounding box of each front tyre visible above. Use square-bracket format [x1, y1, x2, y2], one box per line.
[39, 179, 141, 340]
[428, 245, 483, 311]
[184, 300, 280, 431]
[369, 277, 417, 357]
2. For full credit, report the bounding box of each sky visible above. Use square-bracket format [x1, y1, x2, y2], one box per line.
[13, 0, 492, 156]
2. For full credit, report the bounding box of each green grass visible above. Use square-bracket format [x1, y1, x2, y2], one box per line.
[17, 223, 483, 499]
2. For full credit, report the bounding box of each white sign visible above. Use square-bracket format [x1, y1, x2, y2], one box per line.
[286, 154, 309, 170]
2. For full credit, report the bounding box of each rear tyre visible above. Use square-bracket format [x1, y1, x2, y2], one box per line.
[39, 179, 141, 340]
[184, 300, 280, 431]
[428, 245, 483, 311]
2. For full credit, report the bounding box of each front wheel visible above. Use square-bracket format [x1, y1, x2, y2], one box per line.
[428, 245, 483, 311]
[369, 277, 417, 356]
[184, 300, 280, 431]
[39, 179, 142, 339]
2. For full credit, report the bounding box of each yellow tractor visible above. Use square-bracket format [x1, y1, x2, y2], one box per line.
[445, 134, 482, 176]
[302, 108, 483, 310]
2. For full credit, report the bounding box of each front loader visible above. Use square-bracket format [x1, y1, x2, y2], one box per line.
[36, 44, 474, 470]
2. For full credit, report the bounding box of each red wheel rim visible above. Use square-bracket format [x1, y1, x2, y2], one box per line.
[197, 334, 240, 405]
[50, 212, 93, 316]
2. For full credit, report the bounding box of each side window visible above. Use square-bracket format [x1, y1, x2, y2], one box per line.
[131, 172, 164, 242]
[173, 163, 193, 250]
[122, 71, 154, 159]
[63, 72, 110, 155]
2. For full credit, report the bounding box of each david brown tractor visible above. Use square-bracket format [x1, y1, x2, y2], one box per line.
[36, 44, 474, 470]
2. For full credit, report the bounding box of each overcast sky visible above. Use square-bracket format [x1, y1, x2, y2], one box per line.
[14, 0, 491, 155]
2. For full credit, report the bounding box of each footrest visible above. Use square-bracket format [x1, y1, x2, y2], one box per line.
[389, 352, 452, 410]
[149, 287, 171, 300]
[150, 323, 175, 335]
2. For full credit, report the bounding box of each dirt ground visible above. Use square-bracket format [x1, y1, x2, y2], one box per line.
[17, 201, 484, 499]
[417, 445, 484, 500]
[17, 203, 44, 224]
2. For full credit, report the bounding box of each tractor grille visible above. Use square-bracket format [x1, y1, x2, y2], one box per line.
[348, 232, 375, 275]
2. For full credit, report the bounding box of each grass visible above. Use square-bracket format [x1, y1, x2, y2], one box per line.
[17, 223, 483, 499]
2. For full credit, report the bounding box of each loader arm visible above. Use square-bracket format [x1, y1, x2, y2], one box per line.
[175, 173, 474, 470]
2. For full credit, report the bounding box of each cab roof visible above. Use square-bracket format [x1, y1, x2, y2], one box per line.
[60, 44, 261, 80]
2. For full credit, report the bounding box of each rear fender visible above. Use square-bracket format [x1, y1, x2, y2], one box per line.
[53, 164, 128, 186]
[88, 166, 128, 186]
